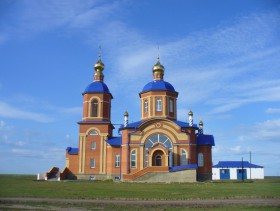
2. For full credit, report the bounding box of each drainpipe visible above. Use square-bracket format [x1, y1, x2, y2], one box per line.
[119, 149, 122, 180]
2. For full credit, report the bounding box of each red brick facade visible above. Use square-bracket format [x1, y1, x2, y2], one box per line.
[65, 58, 214, 182]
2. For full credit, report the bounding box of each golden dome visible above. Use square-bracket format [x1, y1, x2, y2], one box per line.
[199, 120, 204, 127]
[124, 111, 129, 117]
[188, 110, 193, 116]
[94, 59, 104, 71]
[152, 60, 165, 73]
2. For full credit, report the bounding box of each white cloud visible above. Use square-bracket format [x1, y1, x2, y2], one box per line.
[61, 107, 81, 115]
[0, 101, 53, 123]
[11, 147, 65, 162]
[230, 146, 241, 153]
[266, 108, 280, 114]
[0, 120, 6, 129]
[239, 119, 280, 142]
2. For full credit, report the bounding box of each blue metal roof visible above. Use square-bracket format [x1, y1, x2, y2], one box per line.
[169, 164, 198, 172]
[106, 136, 121, 146]
[83, 81, 112, 95]
[78, 120, 113, 124]
[197, 134, 215, 146]
[119, 120, 197, 131]
[141, 80, 176, 93]
[174, 120, 198, 129]
[213, 161, 263, 168]
[118, 120, 144, 131]
[66, 147, 78, 155]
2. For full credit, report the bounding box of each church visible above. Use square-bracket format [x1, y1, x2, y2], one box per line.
[63, 53, 215, 182]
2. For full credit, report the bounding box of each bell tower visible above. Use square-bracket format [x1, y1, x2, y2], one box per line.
[77, 51, 114, 176]
[82, 54, 113, 122]
[139, 58, 178, 120]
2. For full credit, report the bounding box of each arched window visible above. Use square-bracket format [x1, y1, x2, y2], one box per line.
[181, 149, 187, 165]
[131, 150, 136, 168]
[156, 98, 162, 111]
[91, 99, 98, 117]
[89, 131, 98, 136]
[144, 133, 173, 167]
[198, 153, 204, 167]
[144, 100, 148, 113]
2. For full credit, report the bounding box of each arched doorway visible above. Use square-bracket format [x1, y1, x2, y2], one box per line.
[152, 150, 164, 166]
[155, 155, 162, 166]
[144, 133, 173, 167]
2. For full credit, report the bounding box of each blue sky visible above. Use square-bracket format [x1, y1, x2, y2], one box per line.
[0, 0, 279, 176]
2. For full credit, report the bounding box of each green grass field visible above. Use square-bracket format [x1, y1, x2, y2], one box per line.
[0, 175, 279, 210]
[0, 175, 279, 200]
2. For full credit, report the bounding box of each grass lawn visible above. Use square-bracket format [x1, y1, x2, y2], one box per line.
[0, 175, 279, 210]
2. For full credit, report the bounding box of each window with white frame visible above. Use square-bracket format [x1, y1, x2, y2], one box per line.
[144, 100, 148, 113]
[169, 99, 174, 112]
[90, 158, 95, 168]
[115, 154, 120, 167]
[156, 98, 162, 111]
[198, 153, 204, 167]
[91, 142, 96, 149]
[144, 134, 173, 167]
[91, 99, 98, 117]
[89, 131, 98, 136]
[131, 150, 136, 168]
[181, 149, 187, 165]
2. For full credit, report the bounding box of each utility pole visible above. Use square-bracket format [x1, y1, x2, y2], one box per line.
[242, 157, 244, 182]
[250, 151, 252, 181]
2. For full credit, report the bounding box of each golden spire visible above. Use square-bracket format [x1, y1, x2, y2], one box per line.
[93, 46, 104, 81]
[153, 46, 165, 80]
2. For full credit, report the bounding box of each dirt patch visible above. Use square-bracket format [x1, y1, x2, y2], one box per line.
[1, 197, 280, 211]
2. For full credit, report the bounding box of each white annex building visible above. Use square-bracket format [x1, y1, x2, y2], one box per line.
[212, 161, 264, 180]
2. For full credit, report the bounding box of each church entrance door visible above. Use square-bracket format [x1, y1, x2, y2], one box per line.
[152, 150, 164, 166]
[155, 155, 162, 166]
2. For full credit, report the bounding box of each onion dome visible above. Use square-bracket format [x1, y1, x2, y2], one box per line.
[83, 51, 112, 97]
[152, 59, 165, 81]
[93, 58, 105, 82]
[140, 58, 177, 95]
[188, 110, 193, 116]
[94, 59, 104, 71]
[153, 60, 165, 73]
[124, 111, 129, 117]
[199, 120, 204, 127]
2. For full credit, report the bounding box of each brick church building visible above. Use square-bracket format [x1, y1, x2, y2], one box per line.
[64, 54, 215, 182]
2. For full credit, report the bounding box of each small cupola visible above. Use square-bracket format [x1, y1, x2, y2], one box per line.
[199, 120, 204, 134]
[188, 110, 193, 126]
[153, 58, 165, 80]
[124, 111, 129, 127]
[93, 48, 105, 82]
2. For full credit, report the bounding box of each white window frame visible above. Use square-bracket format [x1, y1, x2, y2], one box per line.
[144, 100, 148, 113]
[91, 99, 98, 117]
[131, 149, 137, 168]
[181, 149, 187, 165]
[115, 154, 120, 167]
[90, 158, 95, 168]
[169, 99, 174, 112]
[198, 153, 204, 167]
[156, 98, 162, 111]
[91, 142, 96, 150]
